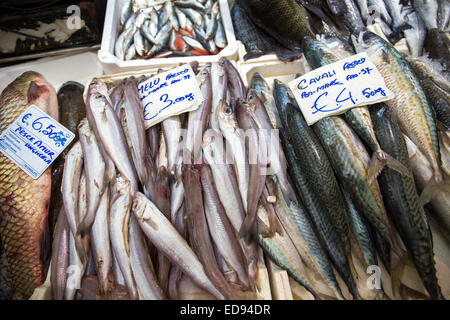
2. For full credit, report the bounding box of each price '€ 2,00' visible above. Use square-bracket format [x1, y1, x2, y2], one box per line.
[138, 64, 203, 128]
[288, 52, 394, 126]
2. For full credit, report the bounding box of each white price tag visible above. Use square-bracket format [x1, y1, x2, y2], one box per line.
[0, 105, 75, 179]
[138, 64, 203, 128]
[288, 52, 394, 125]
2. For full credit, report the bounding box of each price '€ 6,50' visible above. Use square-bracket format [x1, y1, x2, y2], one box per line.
[138, 64, 203, 128]
[288, 52, 394, 125]
[0, 105, 75, 179]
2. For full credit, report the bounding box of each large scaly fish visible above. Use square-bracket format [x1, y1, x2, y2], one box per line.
[0, 71, 58, 299]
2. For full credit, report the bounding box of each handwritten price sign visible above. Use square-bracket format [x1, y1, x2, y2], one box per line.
[0, 105, 75, 179]
[138, 64, 203, 128]
[288, 52, 394, 125]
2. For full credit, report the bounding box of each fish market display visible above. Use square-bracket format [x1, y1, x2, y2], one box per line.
[233, 0, 450, 71]
[1, 0, 450, 298]
[115, 0, 228, 60]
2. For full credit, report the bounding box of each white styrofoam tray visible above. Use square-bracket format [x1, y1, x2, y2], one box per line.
[98, 0, 238, 74]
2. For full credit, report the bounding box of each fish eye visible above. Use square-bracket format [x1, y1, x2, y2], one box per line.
[225, 107, 233, 115]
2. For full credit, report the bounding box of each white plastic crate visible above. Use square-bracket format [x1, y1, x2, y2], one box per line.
[98, 0, 238, 74]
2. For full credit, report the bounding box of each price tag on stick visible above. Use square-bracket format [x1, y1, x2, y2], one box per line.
[288, 52, 394, 125]
[138, 64, 203, 128]
[0, 105, 75, 179]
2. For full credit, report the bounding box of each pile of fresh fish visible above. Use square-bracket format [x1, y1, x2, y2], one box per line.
[115, 0, 228, 60]
[233, 0, 450, 74]
[0, 38, 449, 299]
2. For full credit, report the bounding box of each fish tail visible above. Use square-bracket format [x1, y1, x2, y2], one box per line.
[367, 151, 412, 185]
[389, 23, 412, 43]
[418, 172, 450, 207]
[239, 213, 257, 242]
[77, 218, 93, 238]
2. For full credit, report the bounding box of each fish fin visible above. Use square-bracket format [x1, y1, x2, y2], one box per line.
[27, 80, 49, 103]
[418, 174, 450, 207]
[436, 120, 449, 132]
[368, 151, 412, 185]
[74, 236, 88, 265]
[399, 283, 429, 300]
[383, 152, 413, 179]
[273, 46, 303, 62]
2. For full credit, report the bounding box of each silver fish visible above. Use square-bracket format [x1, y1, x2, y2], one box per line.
[185, 63, 212, 161]
[61, 142, 86, 263]
[210, 62, 228, 131]
[132, 192, 225, 300]
[161, 116, 182, 175]
[129, 215, 166, 300]
[77, 119, 106, 235]
[200, 165, 250, 289]
[86, 79, 139, 196]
